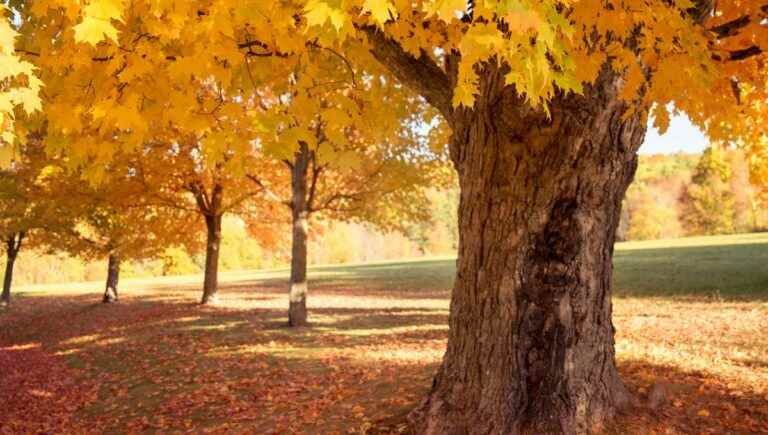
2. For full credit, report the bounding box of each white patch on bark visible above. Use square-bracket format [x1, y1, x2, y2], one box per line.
[295, 217, 308, 232]
[289, 281, 307, 303]
[105, 286, 117, 301]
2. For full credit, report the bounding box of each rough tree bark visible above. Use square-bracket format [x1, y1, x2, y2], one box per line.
[367, 28, 648, 433]
[288, 142, 311, 326]
[102, 254, 120, 303]
[201, 213, 223, 305]
[1, 233, 24, 308]
[415, 68, 645, 434]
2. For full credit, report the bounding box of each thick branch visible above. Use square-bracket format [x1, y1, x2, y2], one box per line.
[713, 45, 764, 62]
[708, 5, 768, 38]
[361, 26, 453, 120]
[209, 182, 223, 215]
[710, 15, 752, 38]
[728, 45, 763, 61]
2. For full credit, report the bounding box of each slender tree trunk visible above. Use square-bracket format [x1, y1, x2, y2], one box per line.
[1, 233, 23, 308]
[201, 214, 223, 304]
[412, 68, 646, 434]
[288, 142, 310, 326]
[102, 254, 120, 303]
[1, 252, 16, 308]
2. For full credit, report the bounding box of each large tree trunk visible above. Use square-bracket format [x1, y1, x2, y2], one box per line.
[288, 142, 310, 326]
[413, 69, 646, 434]
[102, 254, 120, 303]
[1, 233, 23, 308]
[201, 214, 223, 305]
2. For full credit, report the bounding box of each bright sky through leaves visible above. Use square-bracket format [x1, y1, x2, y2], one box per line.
[641, 114, 708, 155]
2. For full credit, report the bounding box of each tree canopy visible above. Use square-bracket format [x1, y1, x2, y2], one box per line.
[0, 1, 763, 174]
[1, 1, 767, 432]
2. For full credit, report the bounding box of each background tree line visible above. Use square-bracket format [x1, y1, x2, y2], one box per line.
[619, 148, 768, 241]
[6, 144, 768, 290]
[0, 189, 459, 287]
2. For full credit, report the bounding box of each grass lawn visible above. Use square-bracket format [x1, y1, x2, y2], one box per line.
[1, 233, 767, 433]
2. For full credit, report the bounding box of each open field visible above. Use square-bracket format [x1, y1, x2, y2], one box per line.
[1, 233, 768, 433]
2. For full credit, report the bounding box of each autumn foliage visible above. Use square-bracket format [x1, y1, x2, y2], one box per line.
[1, 0, 767, 432]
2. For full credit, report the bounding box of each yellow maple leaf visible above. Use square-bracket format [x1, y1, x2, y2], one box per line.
[0, 17, 17, 52]
[85, 0, 125, 22]
[620, 62, 645, 101]
[503, 9, 543, 34]
[304, 0, 347, 31]
[425, 0, 467, 22]
[0, 19, 42, 147]
[73, 16, 119, 44]
[0, 143, 13, 166]
[652, 105, 671, 133]
[73, 0, 125, 44]
[452, 83, 476, 108]
[460, 23, 502, 61]
[361, 0, 397, 26]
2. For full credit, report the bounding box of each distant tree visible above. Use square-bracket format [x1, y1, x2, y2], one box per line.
[44, 155, 200, 303]
[136, 138, 274, 305]
[625, 184, 677, 241]
[0, 178, 30, 308]
[0, 140, 66, 307]
[406, 188, 459, 254]
[681, 148, 735, 236]
[242, 50, 449, 326]
[160, 247, 200, 277]
[246, 126, 443, 326]
[728, 149, 759, 233]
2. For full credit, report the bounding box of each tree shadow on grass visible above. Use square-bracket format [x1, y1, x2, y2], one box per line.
[608, 360, 768, 434]
[1, 259, 767, 433]
[370, 360, 768, 435]
[0, 283, 452, 433]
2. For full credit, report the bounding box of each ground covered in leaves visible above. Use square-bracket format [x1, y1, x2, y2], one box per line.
[2, 234, 768, 433]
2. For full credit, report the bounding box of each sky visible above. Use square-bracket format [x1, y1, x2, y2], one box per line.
[639, 114, 709, 155]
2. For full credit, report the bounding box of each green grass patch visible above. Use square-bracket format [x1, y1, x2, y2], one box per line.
[16, 233, 768, 300]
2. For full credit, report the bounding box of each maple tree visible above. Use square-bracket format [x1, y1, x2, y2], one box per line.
[294, 3, 768, 432]
[262, 137, 442, 326]
[134, 140, 269, 305]
[0, 138, 65, 307]
[40, 153, 200, 303]
[2, 0, 767, 432]
[11, 0, 277, 304]
[241, 46, 447, 326]
[680, 147, 736, 236]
